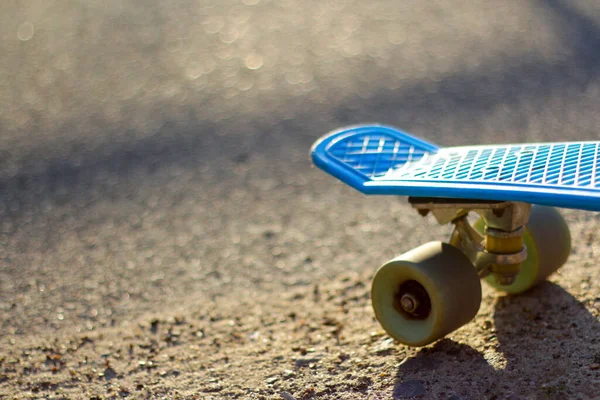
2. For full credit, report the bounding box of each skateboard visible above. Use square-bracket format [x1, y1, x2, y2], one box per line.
[310, 124, 597, 346]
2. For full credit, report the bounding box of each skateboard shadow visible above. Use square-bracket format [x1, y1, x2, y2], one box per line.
[393, 282, 599, 399]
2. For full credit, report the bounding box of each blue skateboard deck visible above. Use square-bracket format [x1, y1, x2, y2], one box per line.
[311, 125, 600, 211]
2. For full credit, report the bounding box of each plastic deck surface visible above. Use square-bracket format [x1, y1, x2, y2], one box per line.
[311, 125, 600, 211]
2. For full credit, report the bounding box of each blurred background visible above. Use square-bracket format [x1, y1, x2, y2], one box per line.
[1, 0, 600, 336]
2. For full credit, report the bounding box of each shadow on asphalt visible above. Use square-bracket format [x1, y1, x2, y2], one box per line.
[393, 282, 599, 399]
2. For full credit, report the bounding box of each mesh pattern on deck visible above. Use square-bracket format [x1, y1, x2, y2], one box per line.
[327, 133, 429, 178]
[328, 134, 600, 188]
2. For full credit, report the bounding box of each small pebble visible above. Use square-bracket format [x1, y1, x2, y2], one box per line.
[353, 376, 372, 390]
[204, 383, 222, 393]
[372, 337, 395, 354]
[266, 376, 279, 384]
[283, 369, 295, 378]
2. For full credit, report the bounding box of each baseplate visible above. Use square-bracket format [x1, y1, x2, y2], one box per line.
[311, 125, 600, 211]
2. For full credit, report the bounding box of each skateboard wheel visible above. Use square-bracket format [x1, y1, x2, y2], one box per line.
[478, 205, 571, 294]
[371, 241, 481, 347]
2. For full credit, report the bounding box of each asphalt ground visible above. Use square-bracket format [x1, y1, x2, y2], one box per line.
[0, 1, 599, 398]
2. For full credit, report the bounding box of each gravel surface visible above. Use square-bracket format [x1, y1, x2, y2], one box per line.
[0, 0, 599, 398]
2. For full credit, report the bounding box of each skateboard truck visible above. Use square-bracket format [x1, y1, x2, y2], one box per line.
[409, 198, 530, 286]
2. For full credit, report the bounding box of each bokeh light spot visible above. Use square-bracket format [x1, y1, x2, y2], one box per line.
[17, 22, 35, 41]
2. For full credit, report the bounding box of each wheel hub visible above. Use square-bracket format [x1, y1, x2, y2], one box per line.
[399, 293, 419, 313]
[394, 280, 431, 319]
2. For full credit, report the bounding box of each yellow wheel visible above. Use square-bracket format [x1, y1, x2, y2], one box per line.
[476, 205, 571, 294]
[371, 241, 481, 347]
